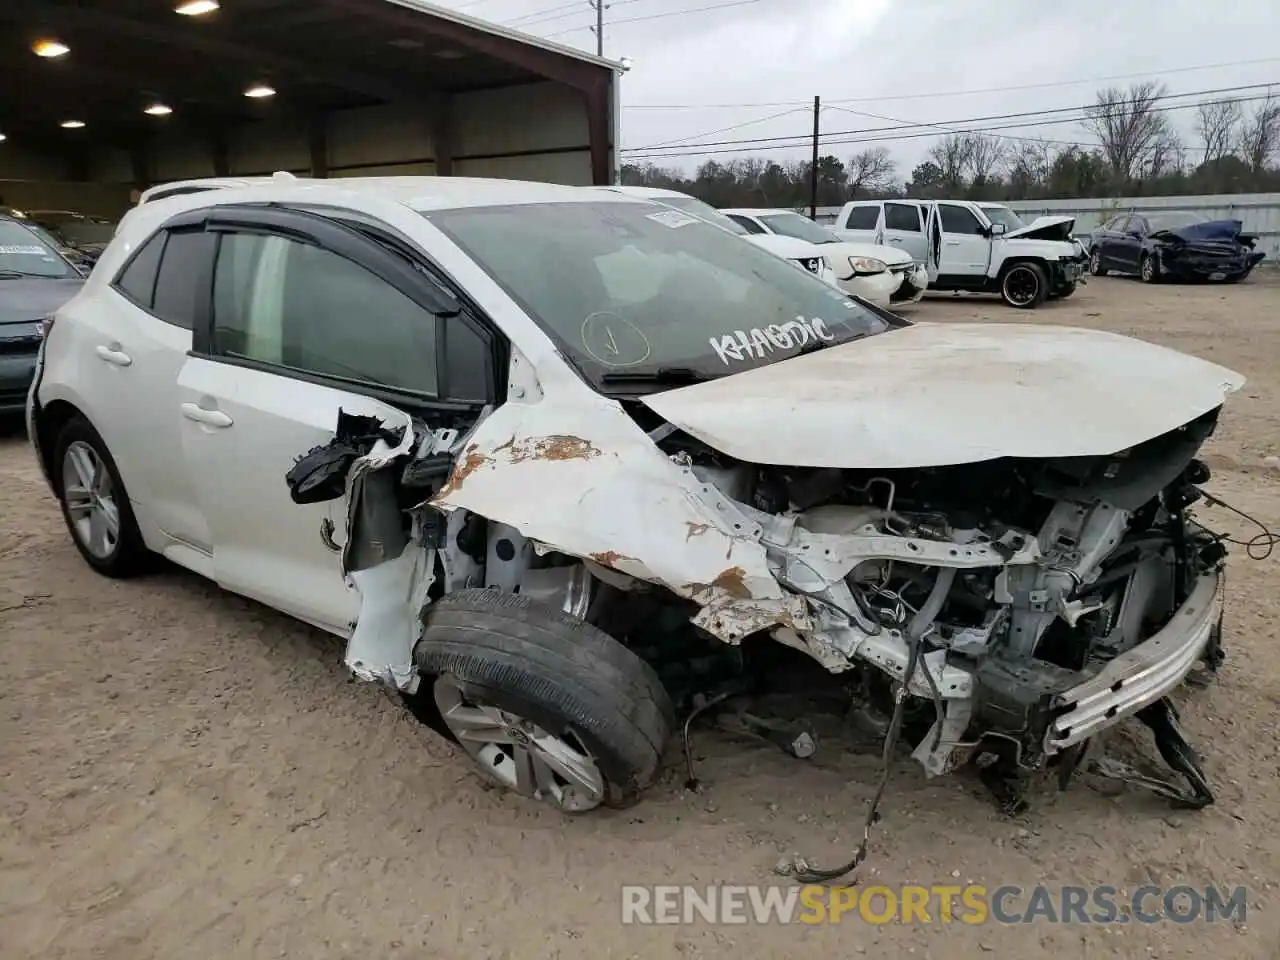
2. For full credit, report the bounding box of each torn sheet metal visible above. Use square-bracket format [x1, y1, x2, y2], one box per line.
[428, 392, 808, 643]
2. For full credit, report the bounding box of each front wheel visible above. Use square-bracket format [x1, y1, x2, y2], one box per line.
[1001, 262, 1049, 309]
[1140, 253, 1160, 283]
[1088, 248, 1106, 276]
[414, 589, 675, 812]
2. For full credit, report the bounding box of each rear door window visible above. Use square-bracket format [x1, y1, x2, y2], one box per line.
[843, 205, 880, 230]
[884, 203, 922, 232]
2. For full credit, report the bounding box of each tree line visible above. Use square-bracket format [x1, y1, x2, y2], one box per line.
[622, 82, 1280, 209]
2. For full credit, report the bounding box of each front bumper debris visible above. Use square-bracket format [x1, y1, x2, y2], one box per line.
[1046, 567, 1223, 754]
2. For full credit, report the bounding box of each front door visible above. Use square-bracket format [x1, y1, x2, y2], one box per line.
[176, 205, 495, 635]
[934, 203, 992, 278]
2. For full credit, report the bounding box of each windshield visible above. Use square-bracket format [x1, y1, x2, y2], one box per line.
[1146, 213, 1202, 232]
[981, 206, 1026, 231]
[657, 195, 749, 236]
[426, 200, 891, 388]
[33, 214, 116, 245]
[0, 219, 76, 278]
[758, 212, 839, 244]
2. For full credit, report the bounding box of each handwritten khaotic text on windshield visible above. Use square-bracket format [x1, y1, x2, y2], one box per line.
[709, 315, 839, 366]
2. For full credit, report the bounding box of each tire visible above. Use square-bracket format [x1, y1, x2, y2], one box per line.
[1140, 252, 1160, 283]
[414, 588, 676, 811]
[1088, 248, 1106, 277]
[1000, 261, 1048, 309]
[52, 415, 149, 578]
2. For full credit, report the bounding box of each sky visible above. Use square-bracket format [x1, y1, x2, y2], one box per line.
[431, 0, 1280, 179]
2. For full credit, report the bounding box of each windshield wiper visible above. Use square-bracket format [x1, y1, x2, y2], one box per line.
[0, 269, 54, 279]
[600, 366, 709, 386]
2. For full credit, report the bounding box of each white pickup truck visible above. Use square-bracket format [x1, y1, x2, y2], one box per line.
[833, 199, 1088, 308]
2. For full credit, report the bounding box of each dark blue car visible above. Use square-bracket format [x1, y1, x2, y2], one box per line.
[1086, 211, 1267, 284]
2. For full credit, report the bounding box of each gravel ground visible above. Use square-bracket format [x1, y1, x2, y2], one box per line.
[2, 273, 1278, 959]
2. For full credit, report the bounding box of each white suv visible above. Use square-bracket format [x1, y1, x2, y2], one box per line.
[28, 175, 1238, 821]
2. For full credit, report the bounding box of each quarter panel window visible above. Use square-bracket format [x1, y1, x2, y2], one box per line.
[113, 231, 166, 308]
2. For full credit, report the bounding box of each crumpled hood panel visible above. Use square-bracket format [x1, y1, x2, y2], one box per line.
[1004, 215, 1076, 241]
[1156, 219, 1244, 244]
[641, 321, 1245, 469]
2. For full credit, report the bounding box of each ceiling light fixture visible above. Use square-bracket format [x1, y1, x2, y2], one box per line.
[0, 133, 7, 143]
[33, 39, 70, 58]
[144, 103, 174, 116]
[244, 83, 276, 99]
[175, 0, 220, 14]
[61, 120, 86, 129]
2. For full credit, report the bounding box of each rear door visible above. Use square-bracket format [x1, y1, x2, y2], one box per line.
[72, 223, 214, 562]
[177, 205, 499, 634]
[882, 202, 927, 261]
[1115, 216, 1147, 272]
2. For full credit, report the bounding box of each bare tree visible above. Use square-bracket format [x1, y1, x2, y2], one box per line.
[1083, 81, 1175, 183]
[965, 134, 1008, 184]
[846, 146, 897, 196]
[1143, 130, 1187, 178]
[1237, 90, 1280, 173]
[1196, 98, 1243, 165]
[926, 134, 974, 192]
[1006, 138, 1054, 197]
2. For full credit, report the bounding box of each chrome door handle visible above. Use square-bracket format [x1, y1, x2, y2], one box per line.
[181, 403, 233, 428]
[945, 240, 961, 246]
[888, 237, 904, 242]
[95, 344, 132, 366]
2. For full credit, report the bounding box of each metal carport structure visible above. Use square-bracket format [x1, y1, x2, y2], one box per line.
[0, 0, 623, 215]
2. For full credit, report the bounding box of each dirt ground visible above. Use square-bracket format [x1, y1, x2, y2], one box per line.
[2, 273, 1279, 959]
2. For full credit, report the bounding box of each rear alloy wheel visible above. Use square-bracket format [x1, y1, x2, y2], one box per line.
[1001, 262, 1048, 309]
[1140, 253, 1160, 283]
[53, 416, 149, 577]
[414, 588, 675, 812]
[1088, 248, 1106, 276]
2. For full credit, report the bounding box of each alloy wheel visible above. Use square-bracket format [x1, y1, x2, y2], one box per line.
[433, 675, 607, 812]
[61, 441, 121, 560]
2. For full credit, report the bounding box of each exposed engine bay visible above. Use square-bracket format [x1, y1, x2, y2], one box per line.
[286, 394, 1236, 836]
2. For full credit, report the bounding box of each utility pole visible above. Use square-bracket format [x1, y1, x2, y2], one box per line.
[809, 95, 820, 219]
[591, 0, 605, 56]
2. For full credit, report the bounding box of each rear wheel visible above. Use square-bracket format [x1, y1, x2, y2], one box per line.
[53, 415, 149, 577]
[414, 588, 675, 812]
[1000, 262, 1048, 309]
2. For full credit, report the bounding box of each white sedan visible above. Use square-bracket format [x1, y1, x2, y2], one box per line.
[722, 207, 929, 308]
[28, 174, 1239, 819]
[594, 185, 842, 289]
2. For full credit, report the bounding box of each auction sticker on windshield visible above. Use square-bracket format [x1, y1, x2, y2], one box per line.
[710, 316, 836, 365]
[0, 245, 52, 256]
[646, 210, 703, 229]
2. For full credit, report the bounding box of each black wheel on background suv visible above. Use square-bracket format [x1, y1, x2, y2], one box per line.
[52, 414, 150, 577]
[413, 588, 676, 812]
[1000, 261, 1048, 309]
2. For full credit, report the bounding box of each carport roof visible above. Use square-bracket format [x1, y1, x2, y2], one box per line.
[0, 0, 623, 150]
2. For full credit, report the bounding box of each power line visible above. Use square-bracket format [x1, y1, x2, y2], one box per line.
[623, 81, 1279, 154]
[623, 90, 1279, 161]
[622, 56, 1280, 110]
[822, 103, 1101, 151]
[541, 0, 761, 37]
[636, 106, 810, 150]
[502, 0, 646, 30]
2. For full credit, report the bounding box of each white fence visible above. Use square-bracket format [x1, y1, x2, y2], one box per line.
[807, 193, 1280, 262]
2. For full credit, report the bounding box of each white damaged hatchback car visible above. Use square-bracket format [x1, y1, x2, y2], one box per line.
[30, 176, 1243, 834]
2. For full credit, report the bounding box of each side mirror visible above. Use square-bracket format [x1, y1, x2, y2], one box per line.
[989, 222, 1007, 236]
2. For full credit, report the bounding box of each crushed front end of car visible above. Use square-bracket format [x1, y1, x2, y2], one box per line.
[287, 324, 1246, 830]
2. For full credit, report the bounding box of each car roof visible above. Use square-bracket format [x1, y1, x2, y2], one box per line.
[720, 208, 808, 217]
[595, 185, 692, 200]
[135, 174, 651, 214]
